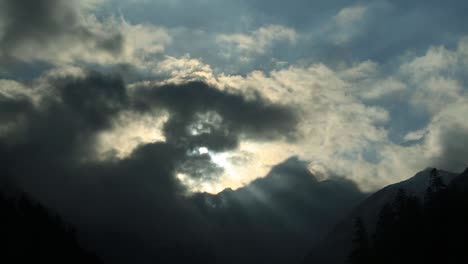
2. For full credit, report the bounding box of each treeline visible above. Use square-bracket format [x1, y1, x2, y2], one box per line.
[0, 191, 103, 263]
[349, 169, 468, 264]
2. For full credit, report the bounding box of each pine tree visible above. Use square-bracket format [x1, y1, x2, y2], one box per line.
[373, 203, 397, 264]
[429, 168, 446, 193]
[348, 217, 371, 264]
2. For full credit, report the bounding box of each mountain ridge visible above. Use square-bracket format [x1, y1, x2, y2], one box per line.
[191, 156, 366, 264]
[304, 167, 465, 264]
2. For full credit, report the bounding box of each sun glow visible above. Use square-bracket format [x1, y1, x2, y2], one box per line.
[178, 141, 298, 194]
[209, 152, 239, 180]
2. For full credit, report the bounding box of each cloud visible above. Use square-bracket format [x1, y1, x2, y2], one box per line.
[328, 5, 368, 45]
[0, 0, 176, 74]
[131, 81, 298, 152]
[82, 0, 468, 74]
[0, 69, 327, 264]
[400, 44, 466, 114]
[192, 35, 467, 191]
[334, 5, 368, 25]
[424, 100, 468, 171]
[214, 64, 392, 189]
[94, 110, 168, 159]
[403, 128, 427, 142]
[0, 67, 297, 191]
[216, 25, 297, 57]
[0, 0, 123, 66]
[36, 32, 459, 194]
[1, 0, 468, 263]
[10, 0, 460, 77]
[117, 19, 172, 66]
[209, 25, 299, 73]
[0, 71, 209, 256]
[150, 55, 216, 84]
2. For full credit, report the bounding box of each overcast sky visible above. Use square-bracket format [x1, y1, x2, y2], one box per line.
[1, 0, 468, 194]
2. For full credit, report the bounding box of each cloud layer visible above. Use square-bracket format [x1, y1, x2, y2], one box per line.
[0, 0, 468, 261]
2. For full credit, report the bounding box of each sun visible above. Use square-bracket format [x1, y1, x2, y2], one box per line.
[176, 146, 241, 194]
[195, 146, 237, 176]
[178, 141, 298, 194]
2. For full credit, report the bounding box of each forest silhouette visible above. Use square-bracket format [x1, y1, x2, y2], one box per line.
[349, 169, 468, 264]
[2, 168, 468, 263]
[0, 192, 103, 263]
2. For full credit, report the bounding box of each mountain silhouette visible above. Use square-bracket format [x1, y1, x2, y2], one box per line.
[0, 191, 103, 264]
[304, 167, 464, 264]
[192, 157, 366, 264]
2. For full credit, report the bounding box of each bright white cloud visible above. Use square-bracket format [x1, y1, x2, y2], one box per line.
[400, 45, 466, 114]
[403, 128, 427, 142]
[214, 64, 392, 190]
[151, 55, 215, 84]
[118, 19, 172, 65]
[4, 0, 467, 194]
[150, 36, 468, 192]
[95, 111, 168, 160]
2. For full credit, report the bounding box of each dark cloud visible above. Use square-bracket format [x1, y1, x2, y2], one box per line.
[0, 93, 33, 124]
[0, 72, 215, 262]
[0, 71, 297, 185]
[0, 69, 298, 190]
[133, 81, 298, 152]
[0, 70, 365, 263]
[178, 153, 224, 181]
[1, 0, 467, 262]
[0, 0, 122, 66]
[0, 71, 128, 193]
[130, 81, 298, 183]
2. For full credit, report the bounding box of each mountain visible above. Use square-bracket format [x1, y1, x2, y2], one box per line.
[192, 157, 366, 264]
[450, 167, 468, 193]
[304, 168, 460, 264]
[0, 192, 103, 264]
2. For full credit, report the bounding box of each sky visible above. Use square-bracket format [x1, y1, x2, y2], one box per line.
[1, 1, 468, 263]
[1, 0, 468, 195]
